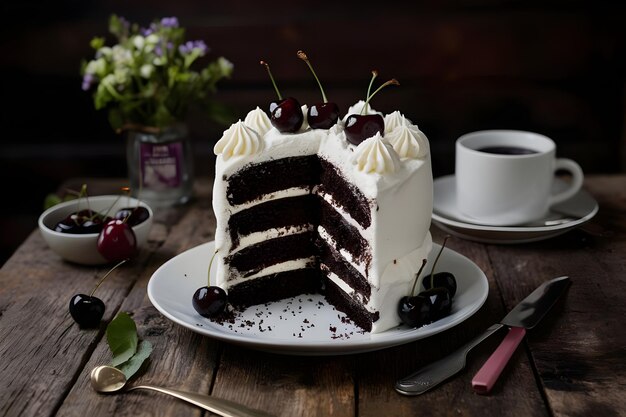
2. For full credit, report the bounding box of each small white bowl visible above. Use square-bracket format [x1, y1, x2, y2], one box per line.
[38, 195, 153, 265]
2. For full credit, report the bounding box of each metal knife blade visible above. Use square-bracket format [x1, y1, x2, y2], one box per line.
[500, 276, 570, 329]
[395, 276, 571, 396]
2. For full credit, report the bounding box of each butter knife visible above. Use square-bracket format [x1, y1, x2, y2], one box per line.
[395, 276, 570, 396]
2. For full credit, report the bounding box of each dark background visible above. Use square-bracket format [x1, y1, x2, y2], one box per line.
[1, 0, 625, 264]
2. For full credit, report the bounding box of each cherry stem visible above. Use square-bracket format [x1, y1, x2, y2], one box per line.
[297, 50, 328, 103]
[90, 259, 128, 297]
[260, 60, 282, 101]
[428, 236, 450, 288]
[361, 78, 399, 116]
[410, 259, 428, 296]
[365, 70, 378, 109]
[102, 191, 125, 221]
[207, 250, 218, 287]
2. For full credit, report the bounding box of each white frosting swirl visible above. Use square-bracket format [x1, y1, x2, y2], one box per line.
[243, 107, 272, 136]
[352, 133, 398, 174]
[384, 111, 411, 135]
[386, 124, 429, 159]
[214, 120, 262, 160]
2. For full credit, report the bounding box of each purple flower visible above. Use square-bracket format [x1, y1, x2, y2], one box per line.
[179, 40, 208, 56]
[160, 17, 179, 28]
[155, 41, 173, 57]
[141, 23, 158, 36]
[81, 73, 97, 91]
[118, 16, 130, 29]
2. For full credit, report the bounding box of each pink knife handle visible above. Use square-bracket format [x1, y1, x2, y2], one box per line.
[471, 326, 526, 394]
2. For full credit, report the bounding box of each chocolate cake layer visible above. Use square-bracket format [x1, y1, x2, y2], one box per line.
[226, 231, 317, 278]
[228, 195, 320, 250]
[228, 268, 320, 307]
[316, 238, 370, 303]
[226, 155, 321, 205]
[318, 158, 372, 229]
[319, 199, 371, 268]
[322, 275, 379, 332]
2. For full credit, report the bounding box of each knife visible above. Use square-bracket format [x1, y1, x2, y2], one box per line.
[395, 276, 571, 396]
[471, 275, 571, 394]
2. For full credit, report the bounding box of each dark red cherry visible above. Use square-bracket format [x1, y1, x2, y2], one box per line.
[97, 219, 137, 262]
[423, 272, 457, 298]
[420, 287, 452, 321]
[192, 286, 228, 317]
[55, 210, 107, 234]
[398, 294, 432, 327]
[308, 102, 340, 129]
[69, 293, 105, 328]
[270, 97, 304, 133]
[115, 207, 150, 226]
[344, 114, 385, 145]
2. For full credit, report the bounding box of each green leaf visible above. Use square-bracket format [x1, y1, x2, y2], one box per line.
[106, 312, 138, 367]
[43, 193, 62, 210]
[117, 340, 153, 380]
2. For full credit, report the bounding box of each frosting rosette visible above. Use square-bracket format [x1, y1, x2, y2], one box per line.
[352, 132, 399, 174]
[243, 107, 272, 136]
[384, 111, 410, 135]
[214, 120, 262, 160]
[386, 124, 429, 160]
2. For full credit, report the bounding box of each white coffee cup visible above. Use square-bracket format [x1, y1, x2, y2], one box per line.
[455, 130, 584, 226]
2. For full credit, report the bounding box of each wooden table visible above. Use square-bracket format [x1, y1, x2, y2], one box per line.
[1, 175, 624, 417]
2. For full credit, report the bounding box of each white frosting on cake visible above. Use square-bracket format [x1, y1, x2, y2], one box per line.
[243, 107, 272, 136]
[386, 124, 430, 160]
[213, 120, 262, 160]
[213, 103, 433, 333]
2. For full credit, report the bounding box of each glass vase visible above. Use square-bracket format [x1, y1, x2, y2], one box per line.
[126, 124, 194, 207]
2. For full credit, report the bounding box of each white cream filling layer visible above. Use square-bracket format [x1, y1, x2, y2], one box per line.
[231, 226, 314, 255]
[226, 186, 312, 214]
[225, 257, 316, 288]
[316, 191, 368, 232]
[317, 226, 368, 278]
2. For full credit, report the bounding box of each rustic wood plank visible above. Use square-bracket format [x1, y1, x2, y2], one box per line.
[484, 176, 626, 417]
[357, 230, 549, 417]
[212, 346, 356, 417]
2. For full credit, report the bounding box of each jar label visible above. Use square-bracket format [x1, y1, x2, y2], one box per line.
[140, 141, 182, 189]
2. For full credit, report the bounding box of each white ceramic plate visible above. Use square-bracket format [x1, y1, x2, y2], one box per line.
[147, 241, 489, 355]
[432, 175, 599, 244]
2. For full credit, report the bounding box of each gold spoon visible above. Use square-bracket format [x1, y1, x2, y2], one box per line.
[90, 365, 274, 417]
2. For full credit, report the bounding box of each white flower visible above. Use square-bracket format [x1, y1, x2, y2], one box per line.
[133, 35, 145, 50]
[218, 57, 234, 76]
[85, 58, 106, 76]
[96, 46, 112, 58]
[145, 34, 159, 45]
[113, 68, 130, 85]
[140, 64, 154, 78]
[112, 45, 133, 65]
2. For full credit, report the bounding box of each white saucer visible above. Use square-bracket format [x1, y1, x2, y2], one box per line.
[147, 241, 489, 356]
[432, 175, 598, 244]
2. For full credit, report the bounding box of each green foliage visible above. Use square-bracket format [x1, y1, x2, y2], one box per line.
[106, 312, 138, 366]
[81, 14, 234, 131]
[106, 312, 154, 380]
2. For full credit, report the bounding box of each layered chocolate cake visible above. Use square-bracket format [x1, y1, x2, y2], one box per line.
[212, 103, 433, 333]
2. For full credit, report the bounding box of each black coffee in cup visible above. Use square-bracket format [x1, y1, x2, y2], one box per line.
[477, 146, 537, 155]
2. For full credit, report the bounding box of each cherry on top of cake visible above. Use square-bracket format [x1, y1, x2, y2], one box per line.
[297, 50, 340, 130]
[260, 60, 304, 133]
[344, 70, 399, 145]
